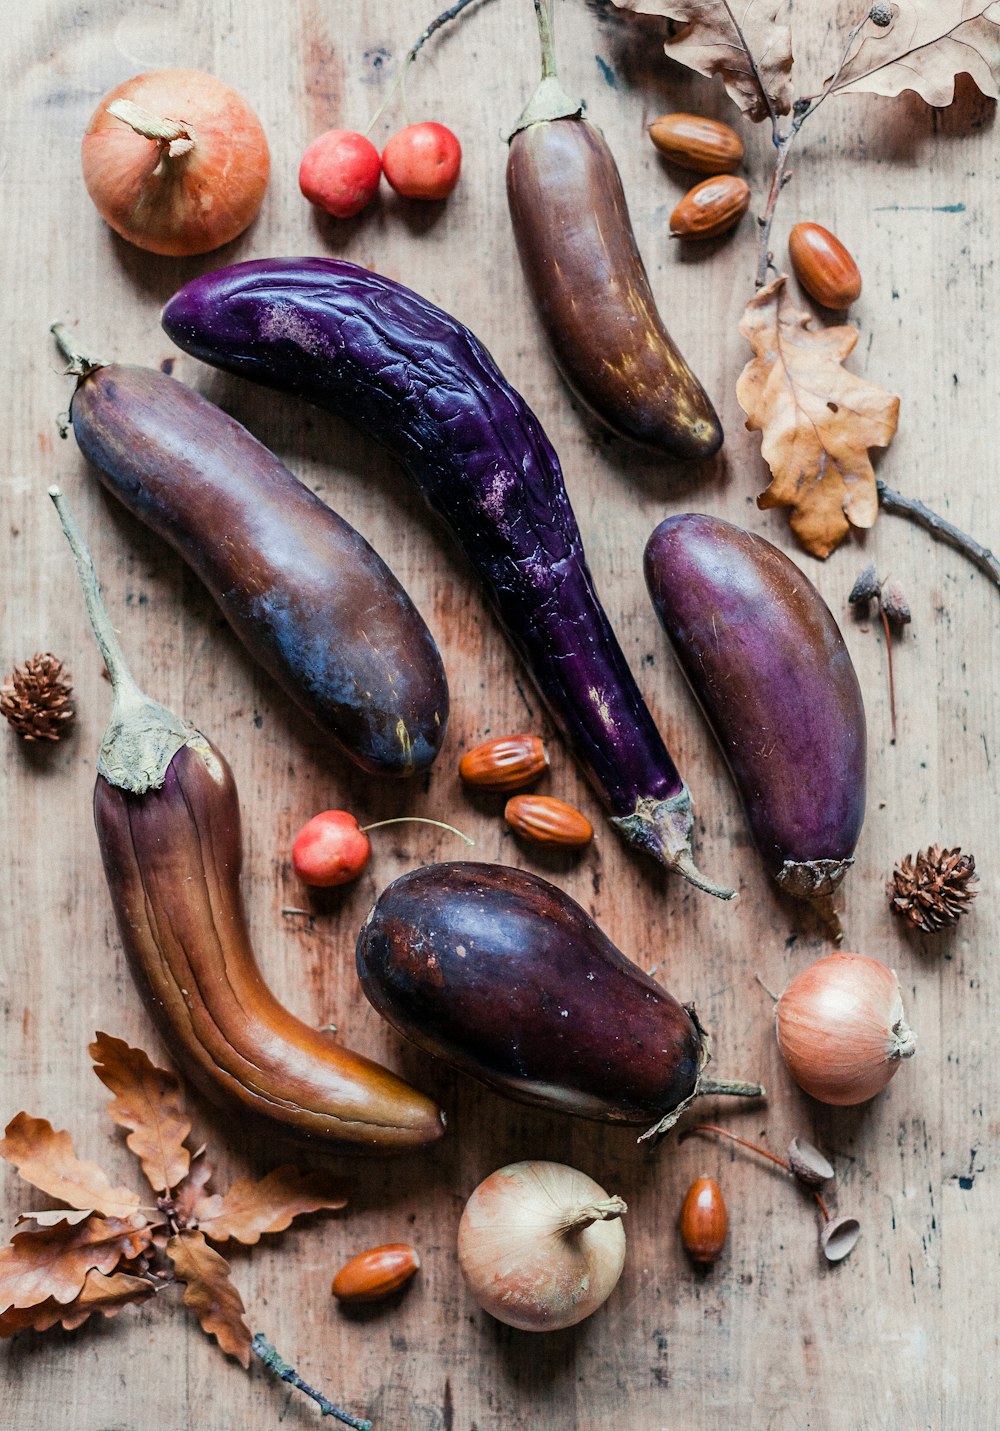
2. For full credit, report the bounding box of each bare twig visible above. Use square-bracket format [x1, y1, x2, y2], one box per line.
[877, 481, 1000, 593]
[252, 1335, 372, 1430]
[721, 0, 779, 130]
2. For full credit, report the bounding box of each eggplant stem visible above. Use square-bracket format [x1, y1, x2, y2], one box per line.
[50, 321, 104, 380]
[697, 1077, 766, 1100]
[49, 487, 195, 794]
[48, 488, 144, 705]
[360, 816, 473, 845]
[671, 852, 738, 902]
[251, 1334, 371, 1430]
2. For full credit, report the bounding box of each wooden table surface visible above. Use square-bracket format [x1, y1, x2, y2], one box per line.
[3, 2, 997, 1427]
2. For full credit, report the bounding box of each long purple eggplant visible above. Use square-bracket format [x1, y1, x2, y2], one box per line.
[53, 328, 448, 778]
[162, 258, 733, 897]
[644, 514, 866, 933]
[356, 862, 763, 1138]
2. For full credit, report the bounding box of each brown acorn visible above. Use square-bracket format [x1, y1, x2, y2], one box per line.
[670, 175, 751, 240]
[679, 1177, 727, 1263]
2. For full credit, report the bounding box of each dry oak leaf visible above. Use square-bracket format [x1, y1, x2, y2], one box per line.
[167, 1229, 251, 1367]
[173, 1153, 214, 1227]
[0, 1214, 151, 1310]
[192, 1166, 347, 1246]
[90, 1032, 191, 1193]
[830, 1, 1000, 104]
[0, 1113, 140, 1220]
[0, 1269, 154, 1338]
[612, 0, 793, 120]
[736, 275, 900, 558]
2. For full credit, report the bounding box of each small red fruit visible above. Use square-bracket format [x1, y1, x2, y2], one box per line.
[381, 122, 461, 201]
[292, 810, 372, 887]
[298, 129, 381, 219]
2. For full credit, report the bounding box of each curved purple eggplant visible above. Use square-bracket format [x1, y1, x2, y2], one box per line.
[356, 862, 763, 1138]
[56, 338, 447, 778]
[162, 257, 733, 897]
[644, 514, 866, 930]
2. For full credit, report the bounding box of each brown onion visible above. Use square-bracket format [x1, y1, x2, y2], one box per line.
[457, 1161, 626, 1332]
[775, 953, 916, 1106]
[81, 69, 269, 256]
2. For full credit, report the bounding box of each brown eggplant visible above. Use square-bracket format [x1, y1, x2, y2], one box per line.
[506, 0, 722, 460]
[52, 488, 445, 1152]
[356, 862, 763, 1139]
[53, 327, 448, 779]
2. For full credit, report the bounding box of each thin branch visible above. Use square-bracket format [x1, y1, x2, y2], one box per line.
[365, 0, 490, 135]
[252, 1335, 372, 1430]
[877, 481, 1000, 593]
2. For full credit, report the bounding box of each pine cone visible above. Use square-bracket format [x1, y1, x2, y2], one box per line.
[1, 653, 75, 742]
[889, 845, 978, 933]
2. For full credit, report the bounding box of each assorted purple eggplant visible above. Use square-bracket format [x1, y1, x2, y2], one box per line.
[644, 514, 867, 933]
[356, 862, 762, 1138]
[162, 257, 734, 897]
[51, 488, 445, 1152]
[506, 0, 722, 459]
[53, 326, 447, 779]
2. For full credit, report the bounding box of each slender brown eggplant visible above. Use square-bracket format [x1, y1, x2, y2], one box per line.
[51, 487, 445, 1152]
[356, 862, 763, 1140]
[52, 326, 448, 779]
[644, 514, 866, 935]
[505, 0, 722, 459]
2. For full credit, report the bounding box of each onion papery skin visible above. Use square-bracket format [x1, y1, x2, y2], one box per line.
[81, 69, 269, 256]
[775, 953, 916, 1106]
[457, 1162, 626, 1332]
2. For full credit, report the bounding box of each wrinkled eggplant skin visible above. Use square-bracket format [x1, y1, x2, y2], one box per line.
[507, 117, 723, 460]
[94, 738, 446, 1151]
[162, 259, 685, 822]
[71, 363, 448, 778]
[644, 514, 866, 880]
[355, 862, 703, 1124]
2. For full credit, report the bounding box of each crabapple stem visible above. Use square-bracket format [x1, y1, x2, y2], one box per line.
[360, 816, 473, 845]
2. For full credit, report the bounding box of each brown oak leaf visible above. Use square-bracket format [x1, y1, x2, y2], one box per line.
[173, 1153, 214, 1227]
[16, 1209, 94, 1228]
[0, 1113, 140, 1219]
[0, 1214, 151, 1310]
[167, 1229, 251, 1366]
[90, 1032, 191, 1193]
[831, 1, 1000, 105]
[736, 276, 900, 558]
[192, 1166, 347, 1246]
[0, 1269, 154, 1338]
[611, 0, 793, 120]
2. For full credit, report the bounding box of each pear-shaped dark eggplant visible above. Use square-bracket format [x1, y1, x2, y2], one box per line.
[356, 862, 763, 1138]
[644, 514, 866, 933]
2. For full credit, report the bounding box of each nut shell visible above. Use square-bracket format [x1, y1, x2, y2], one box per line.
[679, 1177, 727, 1263]
[331, 1243, 420, 1302]
[670, 175, 751, 239]
[459, 734, 548, 791]
[788, 222, 862, 308]
[648, 113, 744, 174]
[504, 794, 593, 848]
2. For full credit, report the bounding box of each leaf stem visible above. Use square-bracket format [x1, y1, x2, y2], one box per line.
[879, 605, 898, 744]
[682, 1124, 830, 1221]
[251, 1334, 372, 1430]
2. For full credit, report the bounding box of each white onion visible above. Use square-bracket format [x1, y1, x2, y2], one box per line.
[457, 1160, 626, 1332]
[775, 952, 916, 1105]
